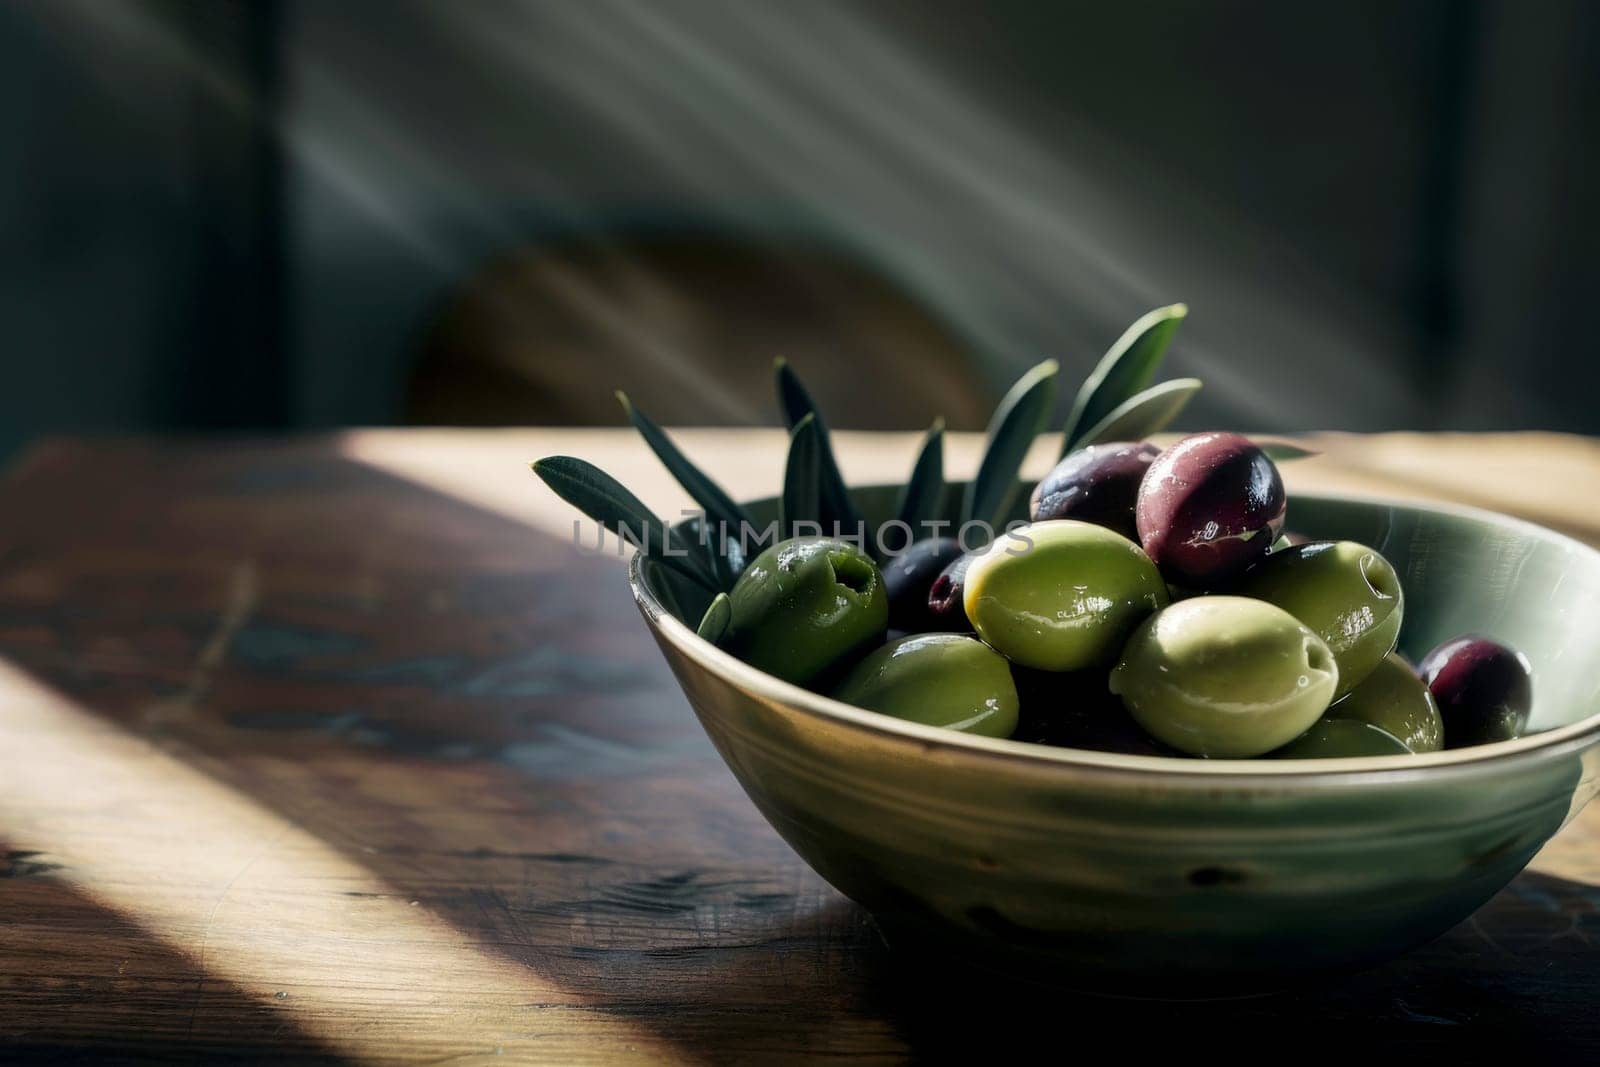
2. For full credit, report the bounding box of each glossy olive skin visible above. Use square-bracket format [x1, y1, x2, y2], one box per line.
[1328, 652, 1443, 753]
[1136, 432, 1286, 587]
[964, 521, 1168, 671]
[722, 537, 887, 687]
[882, 537, 966, 633]
[1272, 719, 1410, 759]
[1110, 596, 1339, 758]
[926, 551, 979, 631]
[1029, 442, 1160, 540]
[833, 633, 1018, 737]
[1419, 635, 1533, 748]
[1238, 540, 1403, 698]
[1012, 666, 1178, 756]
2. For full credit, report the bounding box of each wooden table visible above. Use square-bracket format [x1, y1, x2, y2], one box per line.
[2, 429, 1598, 1063]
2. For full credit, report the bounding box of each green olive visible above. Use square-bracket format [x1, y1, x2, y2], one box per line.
[1271, 718, 1411, 759]
[1109, 596, 1339, 758]
[723, 537, 887, 687]
[1326, 652, 1443, 753]
[832, 634, 1018, 737]
[1236, 540, 1402, 698]
[963, 520, 1168, 672]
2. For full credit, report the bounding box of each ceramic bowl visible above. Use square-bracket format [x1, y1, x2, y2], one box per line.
[630, 487, 1600, 996]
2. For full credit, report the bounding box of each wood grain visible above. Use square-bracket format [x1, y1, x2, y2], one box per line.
[0, 431, 1597, 1063]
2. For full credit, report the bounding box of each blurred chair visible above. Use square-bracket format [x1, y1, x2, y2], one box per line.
[408, 235, 992, 430]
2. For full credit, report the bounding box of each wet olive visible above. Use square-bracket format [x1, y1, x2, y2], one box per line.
[1418, 635, 1533, 748]
[926, 550, 979, 631]
[964, 521, 1168, 672]
[1012, 666, 1178, 756]
[1237, 540, 1402, 698]
[1110, 596, 1339, 758]
[722, 537, 887, 687]
[1135, 432, 1286, 587]
[832, 633, 1018, 737]
[882, 537, 966, 633]
[1271, 718, 1410, 759]
[1029, 442, 1160, 540]
[1327, 652, 1442, 753]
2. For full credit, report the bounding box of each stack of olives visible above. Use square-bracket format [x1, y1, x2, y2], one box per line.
[719, 432, 1534, 760]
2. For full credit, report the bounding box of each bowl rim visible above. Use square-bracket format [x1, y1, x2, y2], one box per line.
[629, 487, 1600, 786]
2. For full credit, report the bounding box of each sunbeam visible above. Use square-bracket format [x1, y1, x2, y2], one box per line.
[0, 658, 675, 1058]
[26, 0, 1436, 431]
[414, 0, 1422, 423]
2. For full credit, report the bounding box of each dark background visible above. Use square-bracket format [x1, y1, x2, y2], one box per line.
[3, 0, 1597, 459]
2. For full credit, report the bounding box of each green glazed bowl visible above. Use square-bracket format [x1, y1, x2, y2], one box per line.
[630, 488, 1600, 997]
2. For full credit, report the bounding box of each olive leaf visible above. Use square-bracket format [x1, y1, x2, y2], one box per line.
[1061, 304, 1188, 455]
[887, 418, 945, 556]
[696, 592, 732, 644]
[780, 413, 823, 538]
[962, 359, 1059, 532]
[680, 514, 743, 590]
[618, 391, 751, 586]
[1257, 441, 1320, 463]
[774, 358, 863, 534]
[618, 392, 754, 532]
[1076, 377, 1202, 449]
[531, 456, 718, 589]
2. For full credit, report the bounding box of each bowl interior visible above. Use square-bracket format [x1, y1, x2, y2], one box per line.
[645, 485, 1600, 736]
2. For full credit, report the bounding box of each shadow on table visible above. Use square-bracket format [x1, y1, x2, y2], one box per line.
[0, 844, 348, 1064]
[892, 871, 1597, 1057]
[668, 868, 1598, 1060]
[1, 439, 1597, 1061]
[0, 440, 890, 1059]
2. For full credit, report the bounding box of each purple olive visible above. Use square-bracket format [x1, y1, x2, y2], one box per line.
[1029, 442, 1160, 540]
[882, 537, 966, 633]
[926, 551, 979, 631]
[1135, 432, 1286, 587]
[1418, 636, 1532, 748]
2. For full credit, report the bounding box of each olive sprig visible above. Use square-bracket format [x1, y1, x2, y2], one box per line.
[528, 455, 722, 591]
[531, 305, 1218, 596]
[780, 412, 824, 537]
[1060, 304, 1194, 455]
[887, 417, 944, 556]
[962, 358, 1059, 536]
[775, 359, 864, 534]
